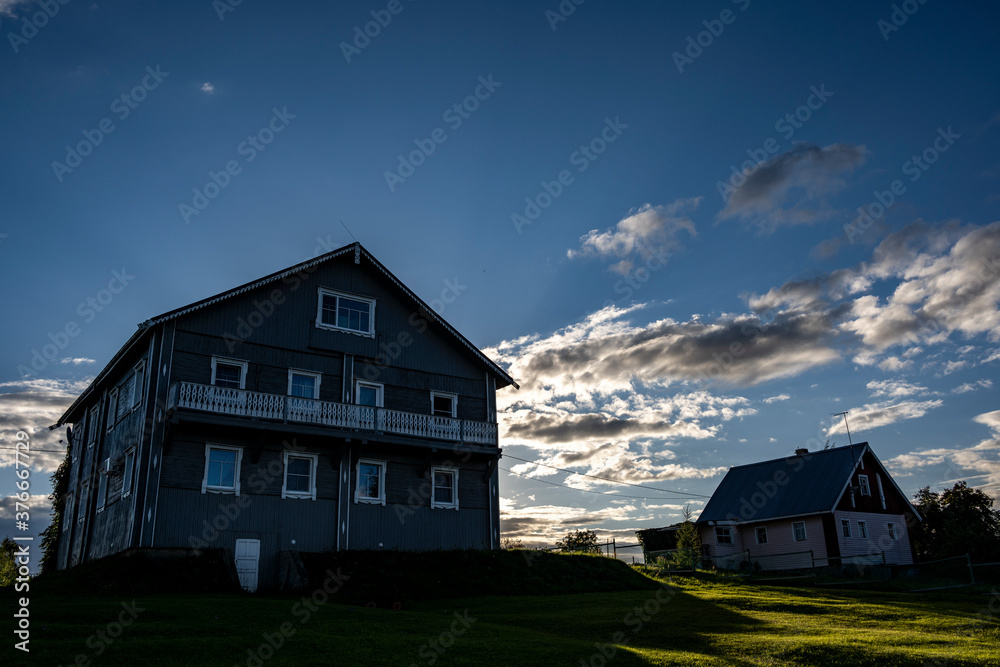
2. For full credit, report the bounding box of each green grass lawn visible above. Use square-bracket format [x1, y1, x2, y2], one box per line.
[6, 576, 998, 666]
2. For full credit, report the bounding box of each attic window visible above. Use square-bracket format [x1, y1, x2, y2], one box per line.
[317, 288, 375, 336]
[858, 474, 871, 496]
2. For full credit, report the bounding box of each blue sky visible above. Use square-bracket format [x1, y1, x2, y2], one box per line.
[2, 0, 1000, 556]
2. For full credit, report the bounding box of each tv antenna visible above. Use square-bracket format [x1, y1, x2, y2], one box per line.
[832, 411, 852, 445]
[340, 219, 358, 243]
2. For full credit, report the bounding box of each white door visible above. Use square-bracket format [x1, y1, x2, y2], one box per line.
[234, 539, 260, 592]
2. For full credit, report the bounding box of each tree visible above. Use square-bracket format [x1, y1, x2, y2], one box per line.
[555, 529, 600, 554]
[501, 537, 524, 550]
[1, 536, 17, 587]
[911, 481, 1000, 562]
[670, 505, 702, 570]
[39, 448, 72, 574]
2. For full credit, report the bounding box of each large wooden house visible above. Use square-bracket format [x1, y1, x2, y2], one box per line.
[51, 243, 517, 590]
[695, 443, 921, 571]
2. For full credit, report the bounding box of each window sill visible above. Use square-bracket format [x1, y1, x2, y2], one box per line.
[354, 495, 385, 506]
[204, 487, 239, 496]
[282, 493, 316, 501]
[431, 503, 459, 511]
[316, 323, 375, 338]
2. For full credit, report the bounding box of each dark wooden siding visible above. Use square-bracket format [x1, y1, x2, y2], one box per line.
[345, 446, 493, 550]
[67, 342, 154, 564]
[834, 450, 913, 515]
[153, 427, 343, 588]
[169, 253, 492, 421]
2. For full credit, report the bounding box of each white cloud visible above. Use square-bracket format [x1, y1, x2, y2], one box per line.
[952, 379, 993, 394]
[200, 82, 215, 94]
[0, 378, 87, 473]
[886, 410, 1000, 499]
[825, 399, 943, 437]
[568, 199, 700, 275]
[719, 143, 867, 231]
[866, 379, 929, 399]
[60, 357, 96, 365]
[0, 0, 32, 16]
[763, 394, 790, 403]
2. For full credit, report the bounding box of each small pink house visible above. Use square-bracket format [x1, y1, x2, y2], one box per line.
[696, 443, 921, 571]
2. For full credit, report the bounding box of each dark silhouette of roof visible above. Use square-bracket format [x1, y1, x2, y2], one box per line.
[696, 443, 873, 524]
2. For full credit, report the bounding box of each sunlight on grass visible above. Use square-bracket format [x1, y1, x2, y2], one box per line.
[5, 575, 997, 666]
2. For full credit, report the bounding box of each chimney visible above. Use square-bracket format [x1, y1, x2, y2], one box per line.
[795, 448, 808, 456]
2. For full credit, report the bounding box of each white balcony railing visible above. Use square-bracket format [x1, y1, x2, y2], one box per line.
[168, 382, 498, 445]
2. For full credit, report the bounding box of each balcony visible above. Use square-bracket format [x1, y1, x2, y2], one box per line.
[166, 382, 498, 445]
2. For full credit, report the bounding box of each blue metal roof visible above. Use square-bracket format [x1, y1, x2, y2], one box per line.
[696, 443, 869, 524]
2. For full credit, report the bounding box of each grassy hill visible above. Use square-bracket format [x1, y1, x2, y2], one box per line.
[6, 555, 998, 665]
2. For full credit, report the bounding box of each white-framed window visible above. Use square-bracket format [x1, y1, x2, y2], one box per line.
[62, 492, 74, 531]
[282, 452, 318, 500]
[857, 521, 868, 539]
[87, 406, 99, 447]
[211, 357, 248, 389]
[430, 391, 457, 418]
[355, 381, 384, 407]
[858, 474, 871, 496]
[107, 388, 119, 431]
[96, 459, 110, 512]
[122, 448, 136, 498]
[288, 370, 321, 399]
[431, 466, 459, 510]
[841, 520, 851, 538]
[117, 375, 134, 421]
[201, 444, 243, 495]
[132, 361, 145, 409]
[77, 481, 88, 523]
[317, 288, 375, 337]
[792, 521, 807, 541]
[355, 458, 386, 505]
[887, 522, 898, 540]
[715, 527, 733, 544]
[755, 526, 767, 544]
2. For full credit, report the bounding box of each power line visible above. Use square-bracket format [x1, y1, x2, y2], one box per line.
[499, 466, 697, 500]
[0, 446, 66, 453]
[503, 454, 711, 498]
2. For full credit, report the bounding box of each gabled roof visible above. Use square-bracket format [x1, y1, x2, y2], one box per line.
[54, 242, 516, 427]
[695, 442, 920, 524]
